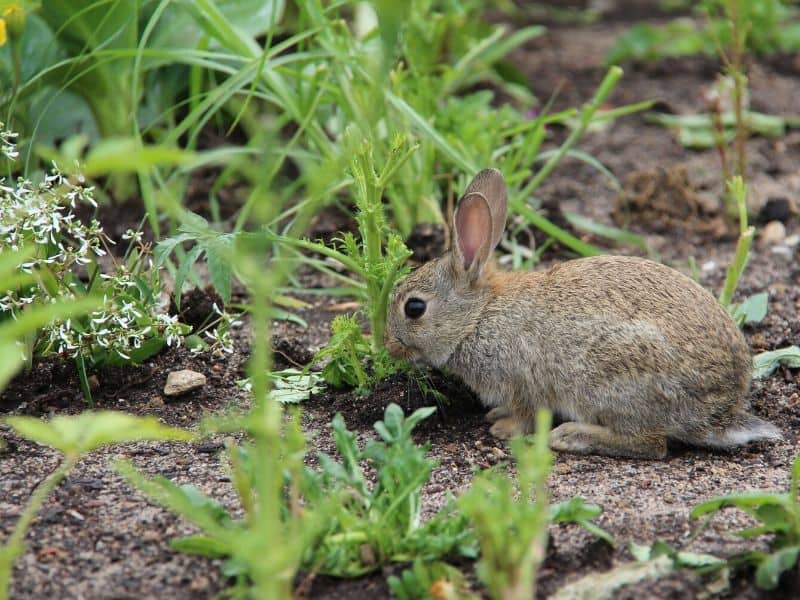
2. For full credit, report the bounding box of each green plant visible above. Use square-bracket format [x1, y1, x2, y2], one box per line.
[388, 559, 476, 600]
[120, 403, 476, 591]
[691, 451, 800, 590]
[607, 0, 800, 64]
[0, 411, 194, 600]
[752, 346, 800, 380]
[0, 125, 201, 401]
[718, 176, 756, 318]
[308, 314, 403, 394]
[459, 411, 553, 600]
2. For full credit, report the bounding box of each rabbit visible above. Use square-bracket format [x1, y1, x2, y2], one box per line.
[385, 168, 780, 459]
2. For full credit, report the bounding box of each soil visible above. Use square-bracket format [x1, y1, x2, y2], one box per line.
[3, 3, 800, 599]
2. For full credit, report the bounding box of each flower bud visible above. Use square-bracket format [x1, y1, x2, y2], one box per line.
[2, 4, 25, 41]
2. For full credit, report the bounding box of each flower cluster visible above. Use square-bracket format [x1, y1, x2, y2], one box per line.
[0, 123, 194, 364]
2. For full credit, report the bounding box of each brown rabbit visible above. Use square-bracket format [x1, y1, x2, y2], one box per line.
[385, 168, 779, 459]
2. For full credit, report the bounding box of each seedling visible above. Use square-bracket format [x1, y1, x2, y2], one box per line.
[752, 346, 800, 380]
[691, 451, 800, 590]
[121, 403, 476, 593]
[459, 411, 553, 600]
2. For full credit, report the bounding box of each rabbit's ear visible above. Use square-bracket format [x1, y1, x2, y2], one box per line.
[464, 168, 507, 250]
[454, 192, 494, 276]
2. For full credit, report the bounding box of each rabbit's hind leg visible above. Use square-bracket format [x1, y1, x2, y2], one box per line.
[549, 422, 667, 459]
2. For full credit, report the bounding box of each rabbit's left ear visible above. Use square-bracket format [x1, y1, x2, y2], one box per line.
[453, 192, 494, 276]
[463, 168, 507, 250]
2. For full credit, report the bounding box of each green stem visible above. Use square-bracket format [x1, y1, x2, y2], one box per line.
[519, 66, 623, 199]
[719, 226, 753, 309]
[0, 455, 78, 600]
[727, 0, 748, 180]
[10, 40, 22, 97]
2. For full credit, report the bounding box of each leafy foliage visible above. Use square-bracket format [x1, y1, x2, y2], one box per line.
[607, 0, 800, 64]
[121, 404, 476, 589]
[691, 452, 800, 590]
[388, 559, 476, 600]
[0, 124, 193, 385]
[752, 346, 800, 380]
[459, 411, 553, 600]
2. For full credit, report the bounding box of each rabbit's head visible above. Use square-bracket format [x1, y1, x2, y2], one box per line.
[386, 168, 507, 368]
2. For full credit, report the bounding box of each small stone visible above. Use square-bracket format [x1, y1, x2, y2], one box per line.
[163, 369, 206, 396]
[785, 234, 799, 247]
[760, 220, 786, 246]
[489, 447, 507, 460]
[148, 395, 165, 408]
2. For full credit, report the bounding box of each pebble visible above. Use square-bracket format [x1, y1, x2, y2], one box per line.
[760, 220, 786, 246]
[164, 369, 207, 396]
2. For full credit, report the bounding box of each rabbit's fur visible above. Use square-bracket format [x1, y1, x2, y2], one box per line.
[386, 168, 779, 459]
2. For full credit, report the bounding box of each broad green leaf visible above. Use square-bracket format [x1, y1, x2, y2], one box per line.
[755, 546, 800, 590]
[83, 138, 195, 176]
[730, 292, 768, 326]
[6, 411, 195, 455]
[753, 346, 800, 380]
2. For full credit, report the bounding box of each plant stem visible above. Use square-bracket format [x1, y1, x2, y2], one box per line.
[727, 0, 748, 180]
[519, 66, 623, 199]
[0, 455, 78, 600]
[719, 176, 752, 308]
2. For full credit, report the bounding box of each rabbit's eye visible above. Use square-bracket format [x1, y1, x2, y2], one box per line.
[404, 297, 426, 319]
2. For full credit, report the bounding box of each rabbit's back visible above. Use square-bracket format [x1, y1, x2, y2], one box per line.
[453, 255, 752, 440]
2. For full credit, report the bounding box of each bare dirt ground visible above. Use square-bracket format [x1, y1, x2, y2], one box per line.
[2, 4, 800, 599]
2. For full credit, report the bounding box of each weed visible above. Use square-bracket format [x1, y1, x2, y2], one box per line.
[459, 411, 553, 600]
[691, 451, 800, 590]
[607, 0, 800, 64]
[388, 559, 476, 600]
[120, 403, 476, 591]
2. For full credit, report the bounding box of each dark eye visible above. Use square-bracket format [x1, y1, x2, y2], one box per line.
[404, 297, 426, 319]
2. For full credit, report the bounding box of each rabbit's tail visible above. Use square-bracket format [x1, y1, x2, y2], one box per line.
[703, 412, 781, 448]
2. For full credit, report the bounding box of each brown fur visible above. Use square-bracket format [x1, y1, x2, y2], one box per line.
[385, 169, 779, 459]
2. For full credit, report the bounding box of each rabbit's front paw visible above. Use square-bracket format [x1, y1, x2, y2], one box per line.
[489, 417, 523, 440]
[485, 406, 511, 423]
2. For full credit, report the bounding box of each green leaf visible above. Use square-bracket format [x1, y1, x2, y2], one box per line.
[730, 292, 768, 326]
[753, 346, 800, 380]
[82, 138, 195, 176]
[755, 546, 800, 590]
[691, 494, 788, 518]
[6, 411, 195, 455]
[170, 535, 232, 558]
[205, 235, 235, 304]
[267, 369, 324, 403]
[116, 461, 238, 539]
